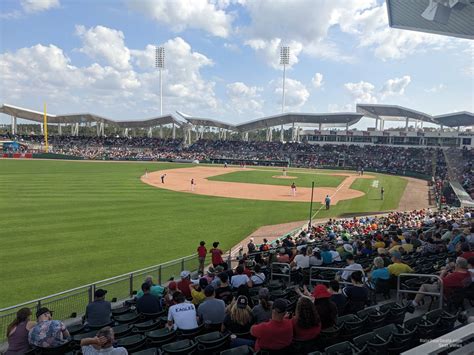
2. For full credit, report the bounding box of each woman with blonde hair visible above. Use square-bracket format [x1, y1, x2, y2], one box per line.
[222, 296, 255, 348]
[6, 308, 36, 354]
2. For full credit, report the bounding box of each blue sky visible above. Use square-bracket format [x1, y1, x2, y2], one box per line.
[0, 0, 472, 128]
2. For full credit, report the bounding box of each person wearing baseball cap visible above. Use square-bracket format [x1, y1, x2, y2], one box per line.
[84, 289, 111, 328]
[177, 270, 192, 299]
[388, 251, 413, 277]
[222, 296, 254, 344]
[250, 298, 293, 352]
[28, 307, 70, 348]
[251, 288, 272, 324]
[312, 285, 338, 329]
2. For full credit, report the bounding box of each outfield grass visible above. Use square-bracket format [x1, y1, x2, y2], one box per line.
[207, 169, 345, 187]
[0, 160, 406, 307]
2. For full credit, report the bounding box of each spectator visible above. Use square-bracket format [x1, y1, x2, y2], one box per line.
[163, 281, 178, 308]
[321, 244, 333, 264]
[177, 271, 192, 299]
[460, 243, 474, 260]
[197, 285, 226, 330]
[339, 254, 363, 282]
[259, 238, 270, 252]
[210, 242, 224, 268]
[252, 288, 272, 324]
[247, 238, 256, 253]
[291, 247, 310, 270]
[136, 276, 165, 299]
[197, 241, 207, 275]
[28, 307, 70, 349]
[5, 308, 36, 355]
[291, 297, 321, 341]
[137, 282, 162, 314]
[250, 264, 266, 286]
[312, 285, 338, 329]
[388, 251, 414, 277]
[189, 278, 208, 306]
[369, 256, 390, 287]
[231, 266, 252, 288]
[328, 280, 347, 316]
[343, 271, 369, 314]
[167, 292, 198, 330]
[250, 299, 293, 352]
[222, 296, 255, 341]
[329, 245, 341, 262]
[309, 248, 324, 266]
[80, 327, 127, 355]
[277, 248, 290, 263]
[84, 289, 111, 327]
[410, 257, 471, 309]
[339, 243, 354, 261]
[215, 272, 234, 305]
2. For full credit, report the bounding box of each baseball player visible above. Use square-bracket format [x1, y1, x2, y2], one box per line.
[325, 195, 331, 210]
[381, 187, 385, 200]
[283, 167, 287, 177]
[191, 178, 196, 191]
[291, 182, 296, 197]
[145, 168, 148, 178]
[161, 174, 166, 184]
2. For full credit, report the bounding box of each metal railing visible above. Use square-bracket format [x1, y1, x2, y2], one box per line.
[270, 263, 291, 283]
[0, 252, 210, 344]
[396, 273, 443, 310]
[309, 266, 367, 286]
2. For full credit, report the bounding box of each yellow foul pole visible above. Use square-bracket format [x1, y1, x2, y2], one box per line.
[43, 102, 48, 152]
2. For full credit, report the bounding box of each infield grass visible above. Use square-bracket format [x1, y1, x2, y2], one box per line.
[0, 160, 406, 307]
[207, 169, 345, 187]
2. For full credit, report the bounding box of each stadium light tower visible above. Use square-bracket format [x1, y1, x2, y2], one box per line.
[155, 46, 165, 115]
[280, 46, 290, 142]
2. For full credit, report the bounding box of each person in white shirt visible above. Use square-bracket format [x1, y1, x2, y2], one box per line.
[339, 254, 363, 282]
[80, 327, 127, 355]
[330, 246, 342, 262]
[231, 266, 252, 288]
[250, 265, 266, 286]
[167, 292, 198, 330]
[291, 247, 310, 270]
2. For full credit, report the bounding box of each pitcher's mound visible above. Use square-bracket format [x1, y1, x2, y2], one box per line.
[272, 175, 297, 179]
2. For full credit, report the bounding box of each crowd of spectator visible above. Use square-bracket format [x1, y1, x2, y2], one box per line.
[5, 207, 473, 354]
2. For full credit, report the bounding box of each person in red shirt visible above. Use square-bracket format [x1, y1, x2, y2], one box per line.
[291, 296, 321, 341]
[410, 257, 471, 308]
[250, 298, 293, 352]
[459, 243, 474, 260]
[177, 271, 192, 299]
[197, 241, 207, 275]
[210, 242, 224, 268]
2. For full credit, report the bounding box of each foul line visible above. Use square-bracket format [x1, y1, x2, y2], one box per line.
[310, 176, 355, 221]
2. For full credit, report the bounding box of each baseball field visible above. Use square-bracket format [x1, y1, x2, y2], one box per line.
[0, 159, 426, 308]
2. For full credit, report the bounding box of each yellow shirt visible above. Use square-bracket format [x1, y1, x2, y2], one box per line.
[388, 262, 413, 276]
[374, 241, 385, 249]
[191, 289, 206, 305]
[389, 244, 414, 254]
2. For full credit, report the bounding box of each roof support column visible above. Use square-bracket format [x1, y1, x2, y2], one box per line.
[172, 123, 176, 139]
[241, 131, 248, 142]
[159, 125, 163, 139]
[405, 117, 409, 131]
[40, 122, 44, 135]
[440, 124, 444, 132]
[58, 122, 62, 136]
[420, 120, 423, 129]
[318, 123, 322, 131]
[266, 128, 272, 142]
[11, 116, 17, 135]
[291, 122, 296, 141]
[147, 127, 153, 138]
[223, 129, 227, 140]
[200, 126, 205, 139]
[124, 128, 129, 137]
[375, 117, 379, 130]
[280, 125, 284, 142]
[296, 126, 300, 142]
[457, 126, 460, 132]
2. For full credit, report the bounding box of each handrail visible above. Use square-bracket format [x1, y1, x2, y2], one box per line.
[0, 252, 196, 312]
[270, 262, 291, 283]
[396, 273, 443, 310]
[309, 266, 366, 286]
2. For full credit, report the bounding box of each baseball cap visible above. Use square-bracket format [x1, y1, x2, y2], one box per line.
[215, 265, 224, 273]
[312, 284, 332, 299]
[168, 281, 177, 291]
[94, 289, 107, 298]
[391, 251, 402, 259]
[180, 271, 191, 279]
[36, 307, 53, 318]
[236, 295, 248, 309]
[272, 298, 288, 313]
[343, 244, 354, 253]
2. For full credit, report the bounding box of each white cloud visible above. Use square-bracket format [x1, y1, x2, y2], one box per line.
[226, 82, 263, 114]
[312, 73, 324, 89]
[75, 25, 131, 71]
[126, 0, 233, 38]
[424, 84, 446, 93]
[20, 0, 60, 13]
[344, 81, 377, 104]
[245, 38, 303, 70]
[271, 78, 309, 109]
[0, 36, 218, 117]
[343, 75, 412, 106]
[380, 75, 411, 98]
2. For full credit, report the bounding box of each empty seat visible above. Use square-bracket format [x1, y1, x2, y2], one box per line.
[132, 348, 161, 355]
[116, 334, 147, 352]
[113, 324, 133, 338]
[133, 319, 161, 333]
[115, 312, 140, 324]
[325, 341, 361, 355]
[195, 331, 230, 352]
[161, 339, 197, 355]
[146, 328, 177, 347]
[219, 345, 252, 355]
